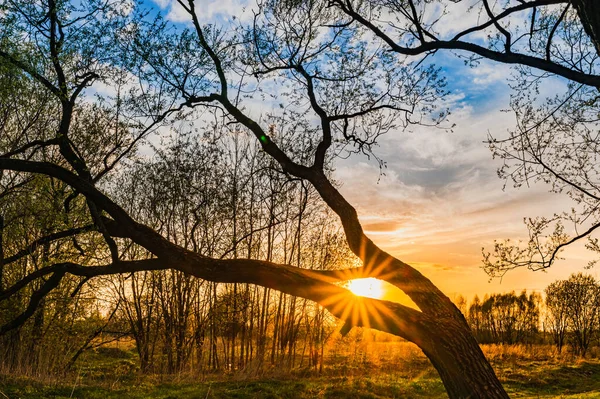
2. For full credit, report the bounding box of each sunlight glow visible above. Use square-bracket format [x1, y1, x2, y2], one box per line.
[346, 278, 384, 299]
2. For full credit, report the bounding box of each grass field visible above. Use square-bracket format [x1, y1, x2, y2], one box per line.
[1, 343, 600, 398]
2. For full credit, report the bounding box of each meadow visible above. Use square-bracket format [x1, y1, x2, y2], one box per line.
[2, 340, 599, 398]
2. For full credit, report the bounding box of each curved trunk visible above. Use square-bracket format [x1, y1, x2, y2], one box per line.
[302, 173, 508, 398]
[418, 315, 508, 399]
[0, 154, 510, 399]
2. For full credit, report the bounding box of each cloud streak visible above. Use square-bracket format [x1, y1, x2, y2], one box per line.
[334, 71, 590, 299]
[151, 0, 252, 23]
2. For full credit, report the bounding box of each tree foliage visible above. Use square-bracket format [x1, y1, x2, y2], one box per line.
[3, 0, 600, 397]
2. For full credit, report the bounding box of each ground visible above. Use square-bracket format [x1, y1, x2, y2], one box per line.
[1, 343, 599, 398]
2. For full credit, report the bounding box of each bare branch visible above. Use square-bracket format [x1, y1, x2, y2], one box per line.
[3, 225, 95, 266]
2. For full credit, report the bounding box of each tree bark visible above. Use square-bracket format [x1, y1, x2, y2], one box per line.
[418, 316, 508, 398]
[572, 0, 600, 57]
[0, 214, 4, 293]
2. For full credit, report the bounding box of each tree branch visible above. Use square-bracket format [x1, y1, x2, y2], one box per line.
[333, 0, 600, 88]
[3, 224, 95, 266]
[0, 253, 426, 345]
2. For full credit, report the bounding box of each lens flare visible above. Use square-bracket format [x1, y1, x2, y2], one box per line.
[346, 278, 384, 299]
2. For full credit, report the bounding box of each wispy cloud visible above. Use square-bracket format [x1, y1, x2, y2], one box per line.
[335, 87, 591, 298]
[151, 0, 252, 23]
[139, 0, 593, 299]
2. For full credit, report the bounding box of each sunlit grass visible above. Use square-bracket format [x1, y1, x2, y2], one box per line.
[3, 342, 600, 398]
[0, 375, 448, 399]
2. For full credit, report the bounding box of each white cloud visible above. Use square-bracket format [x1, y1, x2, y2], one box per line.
[471, 61, 513, 85]
[153, 0, 171, 9]
[152, 0, 252, 23]
[149, 0, 591, 299]
[165, 1, 190, 23]
[332, 91, 592, 298]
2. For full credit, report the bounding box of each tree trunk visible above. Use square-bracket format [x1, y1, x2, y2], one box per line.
[0, 214, 4, 293]
[418, 316, 508, 399]
[101, 211, 509, 397]
[572, 0, 600, 57]
[0, 153, 511, 397]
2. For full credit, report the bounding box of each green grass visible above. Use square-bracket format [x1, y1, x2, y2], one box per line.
[502, 361, 600, 398]
[4, 363, 600, 399]
[0, 375, 448, 399]
[3, 345, 600, 398]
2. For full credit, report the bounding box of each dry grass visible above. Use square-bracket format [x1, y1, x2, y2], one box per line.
[2, 337, 600, 398]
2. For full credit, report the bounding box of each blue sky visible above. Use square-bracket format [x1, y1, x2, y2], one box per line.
[141, 0, 598, 301]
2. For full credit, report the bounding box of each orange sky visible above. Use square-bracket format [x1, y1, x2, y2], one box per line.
[335, 91, 599, 306]
[139, 0, 597, 307]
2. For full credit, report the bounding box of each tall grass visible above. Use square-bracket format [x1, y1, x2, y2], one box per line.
[3, 331, 600, 398]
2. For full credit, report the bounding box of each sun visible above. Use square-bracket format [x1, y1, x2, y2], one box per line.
[346, 278, 384, 299]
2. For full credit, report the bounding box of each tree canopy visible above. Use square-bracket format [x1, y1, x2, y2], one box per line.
[2, 1, 600, 398]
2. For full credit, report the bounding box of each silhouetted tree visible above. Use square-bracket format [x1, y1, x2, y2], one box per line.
[563, 273, 600, 356]
[13, 0, 600, 396]
[545, 279, 571, 353]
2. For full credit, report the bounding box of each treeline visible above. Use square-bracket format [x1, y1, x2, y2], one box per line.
[0, 127, 353, 376]
[3, 118, 600, 376]
[456, 273, 600, 356]
[461, 291, 540, 346]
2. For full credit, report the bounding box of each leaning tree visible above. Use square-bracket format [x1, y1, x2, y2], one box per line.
[0, 0, 506, 397]
[4, 0, 597, 398]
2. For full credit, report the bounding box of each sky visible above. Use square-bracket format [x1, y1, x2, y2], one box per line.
[146, 0, 600, 303]
[335, 52, 596, 302]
